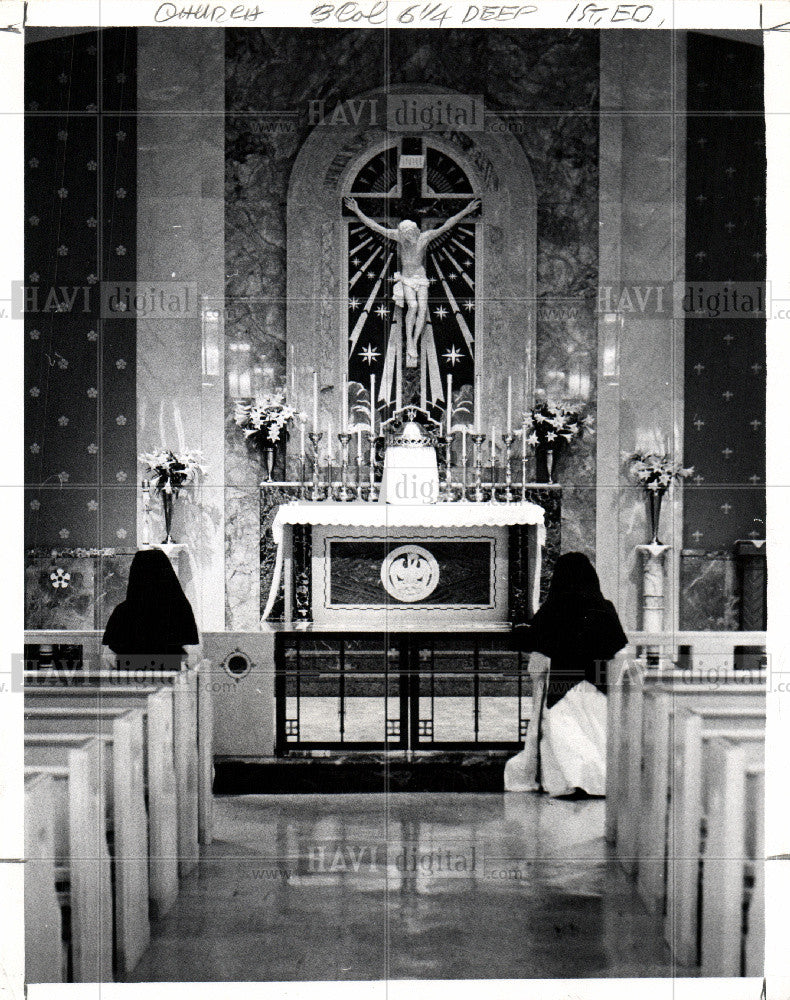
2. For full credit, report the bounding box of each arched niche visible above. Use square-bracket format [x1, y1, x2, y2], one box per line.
[286, 84, 536, 457]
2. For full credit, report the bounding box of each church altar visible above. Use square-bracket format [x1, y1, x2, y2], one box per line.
[262, 498, 547, 630]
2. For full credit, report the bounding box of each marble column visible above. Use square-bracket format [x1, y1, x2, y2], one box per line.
[596, 32, 686, 631]
[136, 30, 226, 630]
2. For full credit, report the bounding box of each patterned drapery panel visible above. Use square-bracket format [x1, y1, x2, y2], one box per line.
[683, 32, 766, 552]
[24, 28, 137, 549]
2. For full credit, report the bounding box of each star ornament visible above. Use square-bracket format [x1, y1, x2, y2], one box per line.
[360, 344, 380, 365]
[443, 345, 462, 367]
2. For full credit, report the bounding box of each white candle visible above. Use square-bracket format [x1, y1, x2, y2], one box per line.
[475, 375, 482, 433]
[312, 371, 319, 430]
[370, 374, 376, 434]
[446, 373, 453, 436]
[341, 378, 349, 433]
[300, 421, 306, 458]
[491, 426, 497, 467]
[522, 424, 527, 458]
[506, 377, 512, 434]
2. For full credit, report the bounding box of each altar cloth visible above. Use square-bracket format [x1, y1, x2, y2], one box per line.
[263, 501, 546, 623]
[270, 501, 546, 546]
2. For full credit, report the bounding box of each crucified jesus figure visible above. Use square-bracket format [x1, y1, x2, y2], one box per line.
[345, 196, 481, 367]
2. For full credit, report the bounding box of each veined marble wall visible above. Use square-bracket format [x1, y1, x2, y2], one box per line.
[137, 29, 226, 631]
[225, 29, 600, 627]
[596, 31, 686, 631]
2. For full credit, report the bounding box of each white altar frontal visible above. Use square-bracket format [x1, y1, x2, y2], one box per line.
[263, 500, 545, 631]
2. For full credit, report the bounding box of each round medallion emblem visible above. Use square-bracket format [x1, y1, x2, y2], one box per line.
[380, 545, 440, 603]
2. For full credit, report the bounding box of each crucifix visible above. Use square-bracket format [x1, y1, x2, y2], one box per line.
[343, 146, 480, 374]
[346, 195, 480, 368]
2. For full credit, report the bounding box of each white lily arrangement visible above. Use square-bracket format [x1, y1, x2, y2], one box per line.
[234, 393, 306, 447]
[139, 449, 206, 496]
[630, 452, 694, 495]
[523, 401, 594, 449]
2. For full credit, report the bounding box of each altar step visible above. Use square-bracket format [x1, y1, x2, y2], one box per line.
[213, 752, 512, 794]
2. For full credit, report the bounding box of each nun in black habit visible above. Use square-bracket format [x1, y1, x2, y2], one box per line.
[505, 552, 627, 797]
[103, 548, 200, 670]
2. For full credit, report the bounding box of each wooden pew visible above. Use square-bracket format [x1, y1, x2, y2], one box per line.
[605, 632, 766, 851]
[24, 737, 114, 983]
[665, 706, 765, 964]
[24, 629, 213, 847]
[636, 688, 765, 911]
[25, 708, 150, 976]
[25, 773, 64, 983]
[25, 686, 179, 916]
[700, 735, 765, 977]
[26, 669, 204, 867]
[612, 671, 765, 877]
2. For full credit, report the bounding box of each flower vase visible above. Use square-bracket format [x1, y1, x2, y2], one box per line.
[161, 491, 175, 544]
[545, 448, 555, 484]
[536, 446, 556, 484]
[262, 441, 279, 482]
[648, 490, 664, 544]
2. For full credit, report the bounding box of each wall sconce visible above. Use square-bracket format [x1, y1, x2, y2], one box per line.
[228, 340, 252, 397]
[601, 313, 621, 380]
[201, 299, 222, 384]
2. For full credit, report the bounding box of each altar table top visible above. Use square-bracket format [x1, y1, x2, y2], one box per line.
[270, 500, 546, 545]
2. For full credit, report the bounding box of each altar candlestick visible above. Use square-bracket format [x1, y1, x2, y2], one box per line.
[341, 379, 349, 433]
[474, 375, 482, 433]
[521, 423, 528, 501]
[370, 374, 376, 434]
[338, 430, 352, 501]
[326, 418, 334, 500]
[367, 430, 378, 502]
[506, 377, 513, 433]
[299, 421, 306, 459]
[461, 427, 468, 500]
[490, 426, 499, 504]
[355, 427, 364, 500]
[446, 373, 453, 436]
[312, 371, 319, 430]
[503, 431, 516, 503]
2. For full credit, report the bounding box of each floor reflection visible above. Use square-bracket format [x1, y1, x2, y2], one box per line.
[129, 793, 695, 982]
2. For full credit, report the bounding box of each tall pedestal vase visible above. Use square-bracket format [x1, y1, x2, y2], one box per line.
[535, 442, 561, 484]
[536, 445, 559, 484]
[161, 491, 175, 544]
[261, 441, 280, 483]
[263, 447, 276, 483]
[648, 489, 665, 544]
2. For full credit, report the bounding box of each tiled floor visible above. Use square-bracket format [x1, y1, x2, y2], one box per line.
[129, 792, 695, 982]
